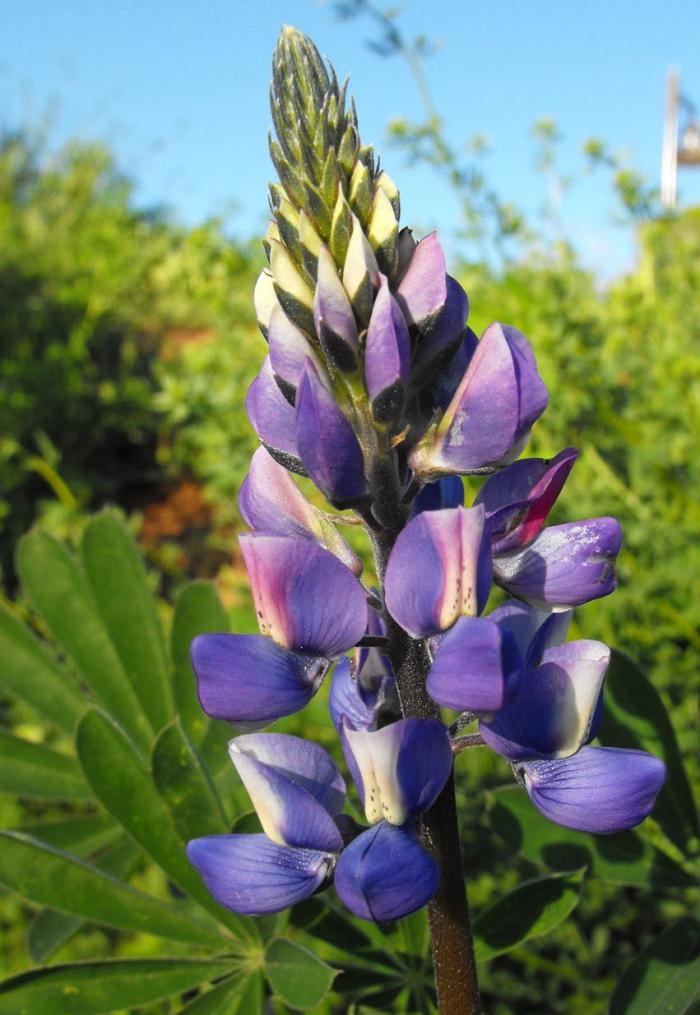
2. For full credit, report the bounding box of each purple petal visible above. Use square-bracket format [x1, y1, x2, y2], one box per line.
[239, 534, 368, 656]
[493, 518, 622, 610]
[519, 747, 666, 833]
[412, 476, 465, 516]
[239, 447, 362, 575]
[229, 734, 344, 851]
[414, 275, 470, 367]
[330, 657, 379, 732]
[187, 834, 333, 916]
[268, 305, 325, 395]
[415, 323, 547, 476]
[477, 448, 579, 553]
[488, 599, 572, 662]
[396, 232, 447, 331]
[245, 357, 299, 461]
[385, 506, 492, 638]
[364, 275, 411, 410]
[427, 616, 523, 713]
[296, 360, 367, 505]
[231, 733, 345, 813]
[191, 633, 324, 725]
[480, 640, 611, 760]
[334, 822, 439, 922]
[341, 718, 452, 825]
[314, 245, 359, 369]
[431, 330, 479, 411]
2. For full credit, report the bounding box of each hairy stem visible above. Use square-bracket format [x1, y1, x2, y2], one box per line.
[372, 530, 481, 1015]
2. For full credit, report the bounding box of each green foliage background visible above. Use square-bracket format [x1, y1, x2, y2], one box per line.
[0, 121, 698, 1013]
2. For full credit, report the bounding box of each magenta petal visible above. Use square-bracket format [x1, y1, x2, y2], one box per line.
[385, 505, 492, 638]
[396, 232, 447, 330]
[268, 305, 325, 396]
[519, 747, 666, 833]
[296, 360, 367, 505]
[364, 276, 411, 410]
[187, 834, 333, 915]
[334, 822, 440, 922]
[245, 357, 300, 461]
[477, 448, 579, 553]
[191, 633, 324, 725]
[239, 534, 368, 656]
[493, 518, 623, 610]
[427, 616, 523, 713]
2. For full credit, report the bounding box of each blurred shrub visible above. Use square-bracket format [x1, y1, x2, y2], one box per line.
[0, 130, 262, 587]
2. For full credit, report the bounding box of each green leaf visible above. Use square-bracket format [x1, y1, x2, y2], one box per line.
[610, 918, 700, 1014]
[179, 972, 264, 1014]
[81, 511, 173, 733]
[17, 530, 151, 753]
[18, 815, 118, 855]
[598, 649, 699, 849]
[264, 937, 337, 1010]
[27, 838, 141, 962]
[490, 786, 694, 888]
[0, 603, 83, 732]
[0, 831, 225, 948]
[473, 870, 583, 963]
[0, 731, 92, 801]
[75, 707, 250, 939]
[152, 719, 228, 841]
[171, 581, 229, 745]
[0, 958, 232, 1015]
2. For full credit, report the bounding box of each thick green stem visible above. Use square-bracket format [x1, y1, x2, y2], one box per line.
[372, 530, 481, 1015]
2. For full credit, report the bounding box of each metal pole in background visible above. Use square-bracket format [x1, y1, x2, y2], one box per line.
[661, 70, 679, 209]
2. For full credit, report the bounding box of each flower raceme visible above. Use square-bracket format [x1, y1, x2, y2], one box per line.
[187, 26, 665, 926]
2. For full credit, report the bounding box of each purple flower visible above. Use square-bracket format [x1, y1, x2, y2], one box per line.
[410, 323, 548, 478]
[188, 721, 450, 922]
[188, 734, 344, 915]
[239, 446, 362, 575]
[329, 610, 395, 732]
[384, 505, 492, 638]
[191, 535, 367, 726]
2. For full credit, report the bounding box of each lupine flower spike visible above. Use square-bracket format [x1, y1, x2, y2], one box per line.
[187, 27, 665, 1010]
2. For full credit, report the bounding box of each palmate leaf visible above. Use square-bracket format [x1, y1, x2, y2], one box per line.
[489, 785, 695, 888]
[180, 972, 265, 1014]
[152, 719, 229, 840]
[0, 958, 232, 1015]
[264, 937, 338, 1011]
[27, 837, 142, 962]
[597, 649, 699, 851]
[0, 731, 92, 801]
[0, 602, 84, 733]
[75, 708, 255, 942]
[81, 510, 174, 733]
[610, 918, 700, 1014]
[16, 529, 152, 754]
[0, 831, 226, 948]
[473, 870, 583, 962]
[18, 815, 119, 855]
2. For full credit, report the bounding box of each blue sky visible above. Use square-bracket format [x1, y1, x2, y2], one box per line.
[2, 0, 700, 276]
